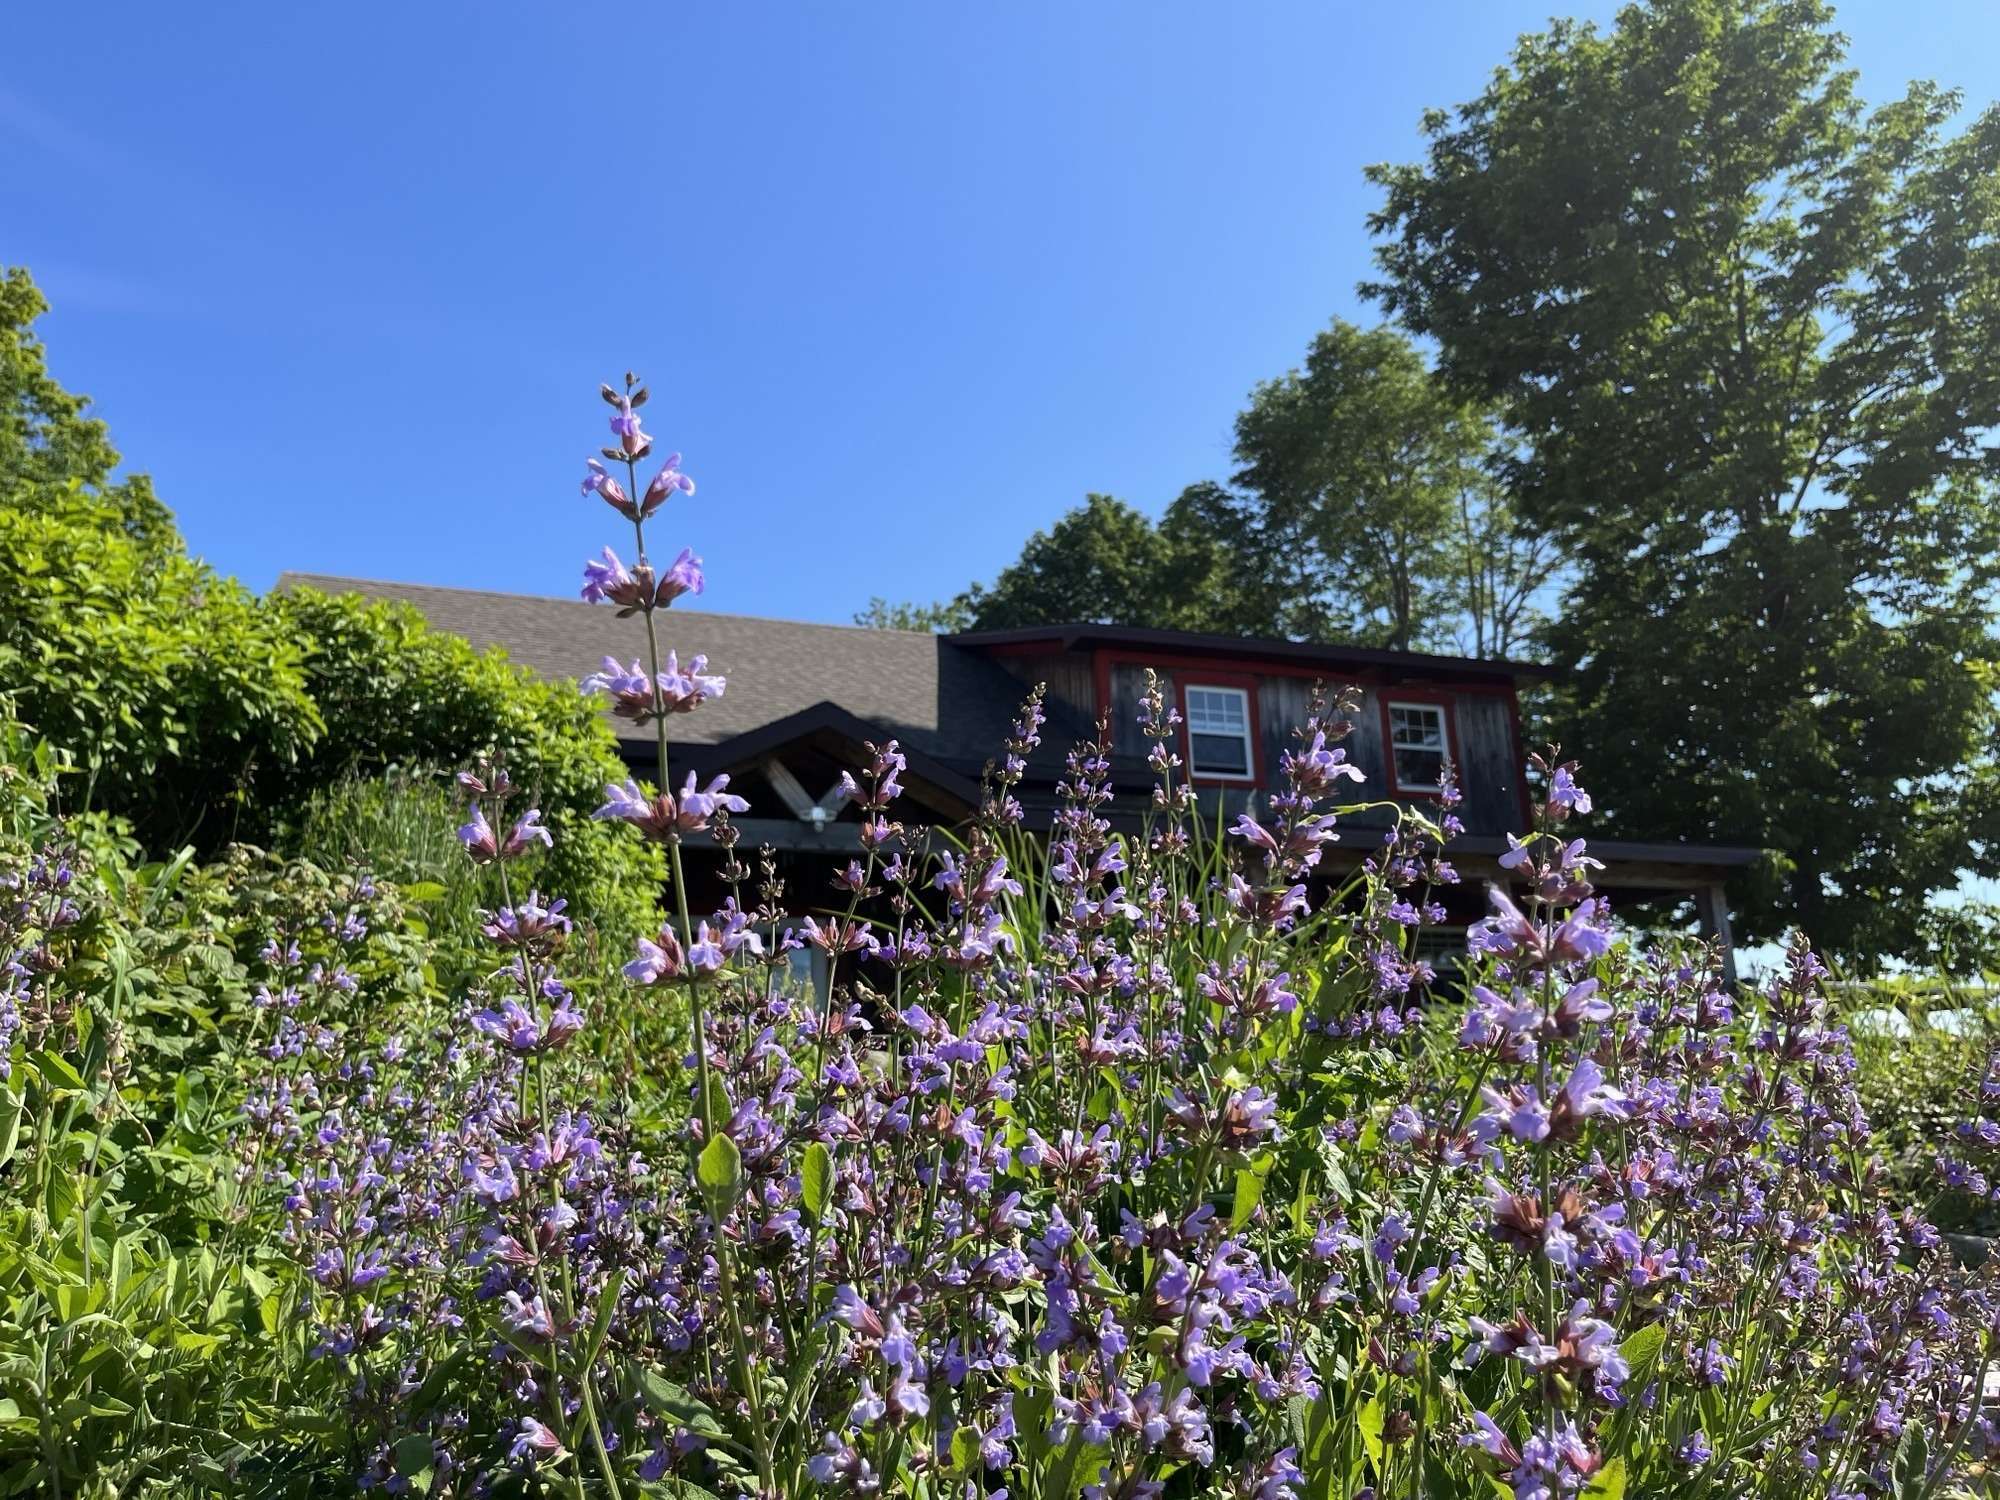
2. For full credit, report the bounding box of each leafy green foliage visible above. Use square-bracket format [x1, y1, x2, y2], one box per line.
[264, 586, 664, 955]
[1365, 0, 2000, 959]
[936, 325, 1555, 658]
[0, 482, 323, 850]
[0, 268, 659, 947]
[850, 596, 974, 633]
[1230, 318, 1548, 654]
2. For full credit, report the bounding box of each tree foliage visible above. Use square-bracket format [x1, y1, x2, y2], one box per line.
[947, 326, 1554, 654]
[0, 267, 659, 941]
[851, 596, 974, 633]
[1365, 0, 2000, 960]
[1231, 319, 1552, 653]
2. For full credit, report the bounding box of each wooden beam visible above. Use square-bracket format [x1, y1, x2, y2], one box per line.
[761, 758, 819, 820]
[1694, 882, 1739, 986]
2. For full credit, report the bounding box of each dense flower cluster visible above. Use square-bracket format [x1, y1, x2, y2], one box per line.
[220, 379, 2000, 1499]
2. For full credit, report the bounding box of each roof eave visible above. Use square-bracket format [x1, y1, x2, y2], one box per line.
[944, 623, 1553, 682]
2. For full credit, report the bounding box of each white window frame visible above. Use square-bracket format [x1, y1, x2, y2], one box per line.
[1386, 699, 1450, 795]
[1184, 684, 1257, 782]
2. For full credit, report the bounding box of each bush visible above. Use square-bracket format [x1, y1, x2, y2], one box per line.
[0, 482, 322, 848]
[264, 586, 664, 957]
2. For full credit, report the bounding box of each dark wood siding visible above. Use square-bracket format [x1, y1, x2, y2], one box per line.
[1108, 662, 1168, 759]
[1452, 692, 1524, 835]
[994, 652, 1097, 727]
[1099, 660, 1525, 838]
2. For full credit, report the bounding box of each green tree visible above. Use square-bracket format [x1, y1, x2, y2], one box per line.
[1366, 0, 2000, 960]
[1, 265, 172, 545]
[1232, 319, 1501, 651]
[0, 269, 318, 844]
[959, 494, 1177, 630]
[851, 596, 974, 633]
[0, 267, 658, 941]
[950, 326, 1554, 654]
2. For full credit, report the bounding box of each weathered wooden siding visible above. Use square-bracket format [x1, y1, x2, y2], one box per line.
[1103, 660, 1525, 837]
[993, 652, 1097, 728]
[1108, 662, 1167, 759]
[1452, 693, 1524, 835]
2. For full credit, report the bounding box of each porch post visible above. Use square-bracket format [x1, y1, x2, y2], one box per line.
[1694, 881, 1738, 986]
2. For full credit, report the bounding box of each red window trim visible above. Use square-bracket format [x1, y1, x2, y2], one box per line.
[1379, 688, 1460, 801]
[1175, 670, 1265, 787]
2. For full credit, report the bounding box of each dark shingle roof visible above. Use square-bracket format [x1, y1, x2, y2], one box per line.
[275, 574, 1063, 770]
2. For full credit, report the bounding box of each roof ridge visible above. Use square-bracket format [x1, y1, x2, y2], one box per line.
[272, 572, 942, 639]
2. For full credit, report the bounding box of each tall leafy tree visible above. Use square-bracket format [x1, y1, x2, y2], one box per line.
[958, 494, 1177, 630]
[952, 328, 1555, 651]
[1367, 0, 2000, 960]
[1, 265, 172, 545]
[1233, 319, 1499, 651]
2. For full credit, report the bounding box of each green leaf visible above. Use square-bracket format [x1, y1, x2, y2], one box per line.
[626, 1364, 739, 1450]
[29, 1051, 84, 1093]
[578, 1268, 625, 1378]
[0, 1090, 19, 1168]
[1890, 1423, 1929, 1500]
[701, 1074, 732, 1133]
[1231, 1155, 1272, 1229]
[1042, 1423, 1109, 1500]
[394, 1433, 436, 1492]
[697, 1132, 743, 1208]
[1582, 1456, 1627, 1499]
[1357, 1393, 1385, 1471]
[1617, 1322, 1665, 1386]
[801, 1141, 833, 1223]
[951, 1424, 982, 1474]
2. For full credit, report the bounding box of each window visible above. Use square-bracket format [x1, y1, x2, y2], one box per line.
[1185, 685, 1254, 779]
[1388, 701, 1449, 793]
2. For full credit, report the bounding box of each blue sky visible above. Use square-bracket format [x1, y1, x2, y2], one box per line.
[6, 1, 1997, 626]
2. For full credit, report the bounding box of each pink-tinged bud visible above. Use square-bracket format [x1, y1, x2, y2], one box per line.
[599, 475, 632, 517]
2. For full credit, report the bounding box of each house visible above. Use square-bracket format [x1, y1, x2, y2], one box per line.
[277, 575, 1759, 977]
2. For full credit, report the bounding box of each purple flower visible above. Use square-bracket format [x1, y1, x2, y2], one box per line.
[457, 803, 497, 863]
[1549, 765, 1592, 815]
[580, 458, 632, 516]
[509, 1418, 564, 1463]
[640, 453, 695, 516]
[581, 545, 636, 605]
[501, 809, 553, 858]
[656, 546, 704, 605]
[501, 1290, 555, 1340]
[624, 928, 686, 986]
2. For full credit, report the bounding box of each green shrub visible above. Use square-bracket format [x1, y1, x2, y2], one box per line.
[0, 482, 322, 849]
[265, 587, 663, 954]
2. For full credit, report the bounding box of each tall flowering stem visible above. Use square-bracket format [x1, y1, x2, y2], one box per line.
[581, 375, 779, 1494]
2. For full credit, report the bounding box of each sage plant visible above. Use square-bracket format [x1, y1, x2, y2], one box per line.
[230, 378, 2000, 1500]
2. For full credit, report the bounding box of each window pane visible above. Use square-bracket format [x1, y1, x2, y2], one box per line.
[1388, 703, 1446, 790]
[1188, 688, 1245, 733]
[1390, 704, 1444, 750]
[1393, 745, 1445, 790]
[1190, 731, 1249, 775]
